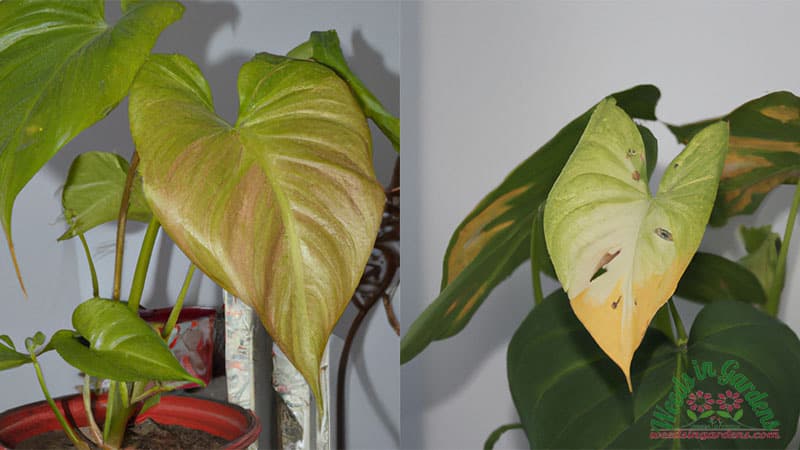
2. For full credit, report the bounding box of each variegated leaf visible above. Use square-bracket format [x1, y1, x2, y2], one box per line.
[669, 91, 800, 226]
[401, 85, 660, 363]
[544, 99, 728, 387]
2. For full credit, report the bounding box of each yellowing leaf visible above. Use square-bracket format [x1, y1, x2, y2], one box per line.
[128, 54, 385, 414]
[544, 99, 728, 388]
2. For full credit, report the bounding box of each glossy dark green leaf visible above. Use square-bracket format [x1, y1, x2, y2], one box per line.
[51, 298, 201, 384]
[60, 151, 152, 240]
[0, 0, 182, 286]
[300, 30, 399, 151]
[738, 225, 781, 296]
[668, 91, 800, 226]
[675, 252, 767, 304]
[401, 85, 661, 363]
[508, 291, 800, 449]
[0, 335, 29, 371]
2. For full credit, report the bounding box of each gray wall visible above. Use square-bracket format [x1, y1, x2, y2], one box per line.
[401, 2, 800, 449]
[0, 2, 399, 448]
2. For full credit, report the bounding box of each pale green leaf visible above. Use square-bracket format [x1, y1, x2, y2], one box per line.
[738, 225, 781, 295]
[543, 99, 728, 387]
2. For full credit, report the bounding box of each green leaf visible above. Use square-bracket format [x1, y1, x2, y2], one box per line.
[508, 291, 800, 449]
[401, 85, 661, 363]
[50, 298, 201, 384]
[717, 410, 732, 419]
[738, 225, 781, 296]
[668, 91, 800, 226]
[0, 336, 29, 371]
[60, 151, 152, 240]
[699, 410, 714, 419]
[543, 99, 728, 387]
[676, 252, 767, 305]
[734, 409, 743, 421]
[0, 0, 182, 287]
[687, 410, 698, 421]
[303, 30, 399, 151]
[128, 54, 384, 414]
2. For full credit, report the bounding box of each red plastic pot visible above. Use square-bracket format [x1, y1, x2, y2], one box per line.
[0, 394, 260, 449]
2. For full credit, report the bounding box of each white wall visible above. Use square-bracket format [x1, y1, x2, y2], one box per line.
[401, 2, 800, 449]
[0, 2, 399, 448]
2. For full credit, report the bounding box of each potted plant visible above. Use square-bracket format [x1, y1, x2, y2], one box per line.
[402, 85, 800, 449]
[0, 1, 398, 448]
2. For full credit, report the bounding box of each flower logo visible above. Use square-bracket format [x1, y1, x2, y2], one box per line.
[686, 390, 713, 412]
[716, 390, 744, 414]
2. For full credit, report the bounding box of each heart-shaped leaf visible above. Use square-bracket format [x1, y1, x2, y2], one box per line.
[60, 151, 151, 240]
[50, 298, 201, 384]
[675, 252, 767, 305]
[401, 85, 661, 363]
[668, 91, 800, 226]
[128, 54, 385, 411]
[543, 99, 728, 387]
[0, 0, 182, 286]
[508, 291, 800, 449]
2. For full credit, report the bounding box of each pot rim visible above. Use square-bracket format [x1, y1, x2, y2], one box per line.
[0, 392, 260, 449]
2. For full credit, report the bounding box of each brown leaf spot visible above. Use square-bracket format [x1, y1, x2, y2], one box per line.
[593, 249, 620, 278]
[632, 170, 640, 181]
[611, 296, 621, 309]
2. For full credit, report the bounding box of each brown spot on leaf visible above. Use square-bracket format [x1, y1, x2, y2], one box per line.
[611, 296, 621, 309]
[632, 170, 640, 181]
[593, 249, 620, 278]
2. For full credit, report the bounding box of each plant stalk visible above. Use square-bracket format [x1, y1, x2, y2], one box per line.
[766, 180, 800, 316]
[77, 232, 99, 298]
[667, 299, 688, 346]
[162, 264, 196, 340]
[82, 374, 103, 446]
[112, 152, 140, 301]
[30, 352, 89, 450]
[127, 217, 161, 312]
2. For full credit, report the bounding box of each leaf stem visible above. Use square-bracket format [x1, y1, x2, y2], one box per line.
[162, 264, 196, 340]
[112, 152, 140, 301]
[766, 180, 800, 316]
[30, 352, 89, 449]
[77, 233, 99, 298]
[127, 217, 160, 312]
[82, 374, 103, 446]
[483, 423, 523, 450]
[668, 299, 688, 346]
